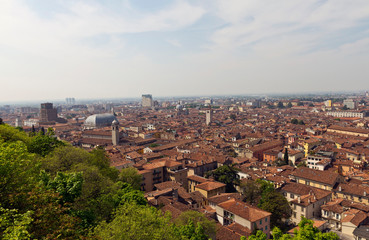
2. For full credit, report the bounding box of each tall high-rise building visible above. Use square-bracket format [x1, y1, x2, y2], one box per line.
[142, 94, 153, 107]
[40, 103, 57, 123]
[206, 109, 213, 125]
[65, 98, 75, 105]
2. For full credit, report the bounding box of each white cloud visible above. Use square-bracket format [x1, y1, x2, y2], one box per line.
[166, 39, 182, 47]
[0, 0, 368, 102]
[210, 0, 369, 53]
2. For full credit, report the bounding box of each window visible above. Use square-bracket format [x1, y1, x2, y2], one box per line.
[293, 212, 296, 218]
[265, 226, 267, 231]
[260, 220, 262, 225]
[290, 194, 294, 199]
[336, 214, 340, 219]
[294, 205, 296, 210]
[265, 218, 267, 223]
[301, 206, 305, 212]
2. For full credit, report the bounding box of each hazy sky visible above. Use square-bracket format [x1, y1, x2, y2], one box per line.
[1, 0, 369, 102]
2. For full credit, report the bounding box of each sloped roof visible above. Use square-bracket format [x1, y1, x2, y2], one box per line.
[218, 198, 271, 222]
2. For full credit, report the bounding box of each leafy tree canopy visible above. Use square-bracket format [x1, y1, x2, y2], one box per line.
[205, 164, 240, 192]
[175, 210, 217, 239]
[118, 167, 143, 190]
[271, 217, 339, 240]
[240, 179, 291, 228]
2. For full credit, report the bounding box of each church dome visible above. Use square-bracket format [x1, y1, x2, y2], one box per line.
[84, 113, 118, 129]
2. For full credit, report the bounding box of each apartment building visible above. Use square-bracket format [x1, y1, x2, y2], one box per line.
[281, 183, 332, 224]
[334, 182, 369, 204]
[327, 125, 369, 138]
[291, 167, 341, 191]
[216, 198, 271, 238]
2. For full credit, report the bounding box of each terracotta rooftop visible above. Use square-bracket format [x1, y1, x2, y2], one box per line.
[187, 175, 208, 183]
[195, 181, 226, 191]
[218, 198, 271, 222]
[208, 193, 243, 205]
[292, 167, 339, 186]
[154, 181, 182, 191]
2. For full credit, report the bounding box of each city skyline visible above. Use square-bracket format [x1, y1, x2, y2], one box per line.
[1, 0, 369, 102]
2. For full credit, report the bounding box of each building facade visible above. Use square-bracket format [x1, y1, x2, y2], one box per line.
[142, 94, 153, 107]
[40, 103, 57, 123]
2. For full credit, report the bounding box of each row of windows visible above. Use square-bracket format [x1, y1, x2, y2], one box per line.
[323, 211, 340, 219]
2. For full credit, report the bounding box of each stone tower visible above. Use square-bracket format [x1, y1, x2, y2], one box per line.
[206, 109, 212, 126]
[111, 120, 120, 145]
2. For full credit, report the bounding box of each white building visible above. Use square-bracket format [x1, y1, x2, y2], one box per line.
[142, 94, 153, 107]
[307, 155, 331, 171]
[326, 111, 367, 118]
[343, 99, 357, 109]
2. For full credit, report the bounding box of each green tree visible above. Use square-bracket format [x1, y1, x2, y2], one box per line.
[248, 230, 267, 240]
[291, 119, 298, 124]
[0, 207, 33, 240]
[240, 180, 261, 205]
[41, 146, 120, 226]
[287, 102, 292, 108]
[119, 167, 143, 190]
[174, 220, 209, 240]
[298, 120, 305, 125]
[114, 182, 147, 206]
[271, 217, 339, 240]
[230, 114, 236, 120]
[0, 141, 35, 207]
[0, 124, 30, 144]
[277, 102, 284, 108]
[93, 203, 174, 240]
[28, 131, 64, 157]
[258, 191, 291, 227]
[283, 148, 289, 166]
[39, 170, 83, 203]
[205, 164, 240, 192]
[23, 187, 82, 239]
[175, 211, 216, 239]
[241, 180, 291, 228]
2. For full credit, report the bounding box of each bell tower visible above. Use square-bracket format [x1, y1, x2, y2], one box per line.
[111, 120, 120, 145]
[206, 107, 212, 126]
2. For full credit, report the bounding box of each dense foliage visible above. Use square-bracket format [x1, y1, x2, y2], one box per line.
[205, 164, 240, 192]
[240, 179, 291, 228]
[245, 217, 339, 240]
[0, 124, 213, 239]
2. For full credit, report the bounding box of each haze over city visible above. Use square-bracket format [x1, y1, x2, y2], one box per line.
[1, 0, 369, 102]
